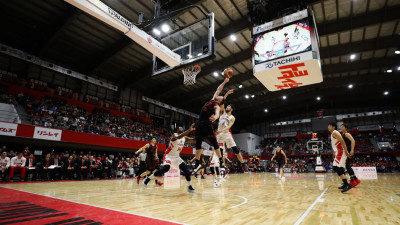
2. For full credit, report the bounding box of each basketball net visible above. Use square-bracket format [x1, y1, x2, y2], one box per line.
[182, 64, 201, 85]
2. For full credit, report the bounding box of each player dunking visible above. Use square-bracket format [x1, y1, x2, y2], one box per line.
[328, 122, 352, 193]
[135, 138, 162, 186]
[143, 124, 196, 192]
[271, 146, 287, 178]
[192, 78, 230, 175]
[215, 91, 248, 173]
[340, 124, 361, 187]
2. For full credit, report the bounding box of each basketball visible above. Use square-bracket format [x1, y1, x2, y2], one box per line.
[223, 68, 233, 78]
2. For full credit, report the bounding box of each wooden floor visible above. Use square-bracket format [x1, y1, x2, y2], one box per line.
[1, 173, 400, 225]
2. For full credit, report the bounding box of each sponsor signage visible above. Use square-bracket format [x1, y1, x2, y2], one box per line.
[253, 9, 308, 35]
[0, 122, 17, 136]
[254, 57, 323, 91]
[33, 127, 62, 141]
[353, 167, 378, 180]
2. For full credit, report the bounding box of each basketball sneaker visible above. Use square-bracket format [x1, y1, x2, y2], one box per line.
[201, 175, 205, 179]
[353, 179, 361, 187]
[341, 184, 352, 193]
[155, 180, 163, 186]
[338, 183, 346, 189]
[214, 177, 221, 188]
[350, 179, 357, 187]
[188, 185, 196, 193]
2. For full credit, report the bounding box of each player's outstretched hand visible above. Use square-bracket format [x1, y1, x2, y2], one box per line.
[209, 115, 217, 122]
[226, 89, 234, 95]
[224, 78, 230, 83]
[190, 123, 195, 132]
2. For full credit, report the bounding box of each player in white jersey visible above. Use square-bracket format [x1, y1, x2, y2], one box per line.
[216, 90, 248, 172]
[328, 122, 352, 193]
[0, 151, 11, 181]
[143, 124, 196, 193]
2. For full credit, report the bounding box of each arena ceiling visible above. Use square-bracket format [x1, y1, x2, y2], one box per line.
[0, 0, 399, 127]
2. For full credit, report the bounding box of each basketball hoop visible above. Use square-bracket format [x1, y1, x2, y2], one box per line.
[182, 64, 201, 86]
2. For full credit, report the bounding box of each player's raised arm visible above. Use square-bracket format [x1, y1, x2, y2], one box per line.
[135, 144, 148, 155]
[172, 123, 195, 141]
[212, 78, 229, 100]
[220, 89, 234, 113]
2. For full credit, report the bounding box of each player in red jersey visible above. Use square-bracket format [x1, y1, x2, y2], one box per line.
[135, 138, 162, 186]
[192, 78, 230, 175]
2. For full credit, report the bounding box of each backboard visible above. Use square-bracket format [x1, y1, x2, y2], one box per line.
[152, 13, 216, 76]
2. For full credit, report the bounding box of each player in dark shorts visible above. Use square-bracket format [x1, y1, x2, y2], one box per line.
[192, 78, 231, 175]
[135, 138, 162, 186]
[340, 124, 361, 187]
[271, 146, 287, 178]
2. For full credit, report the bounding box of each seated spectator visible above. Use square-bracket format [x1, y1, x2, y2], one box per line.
[9, 152, 26, 182]
[41, 153, 54, 181]
[88, 156, 99, 179]
[63, 155, 75, 180]
[0, 151, 10, 182]
[101, 156, 112, 178]
[76, 156, 89, 180]
[52, 154, 62, 180]
[25, 153, 38, 181]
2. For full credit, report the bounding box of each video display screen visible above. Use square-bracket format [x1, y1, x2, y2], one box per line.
[253, 19, 312, 65]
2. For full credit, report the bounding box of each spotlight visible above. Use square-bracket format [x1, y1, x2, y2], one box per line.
[245, 95, 249, 99]
[230, 34, 237, 41]
[238, 84, 243, 88]
[153, 28, 161, 35]
[395, 50, 400, 55]
[384, 91, 389, 95]
[386, 69, 392, 73]
[161, 24, 170, 33]
[251, 95, 255, 98]
[316, 96, 321, 101]
[264, 109, 268, 112]
[350, 54, 356, 60]
[348, 84, 353, 89]
[213, 72, 218, 77]
[282, 95, 287, 100]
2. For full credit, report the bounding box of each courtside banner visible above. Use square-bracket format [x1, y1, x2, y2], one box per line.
[353, 167, 378, 180]
[0, 121, 18, 136]
[254, 55, 323, 91]
[33, 127, 62, 141]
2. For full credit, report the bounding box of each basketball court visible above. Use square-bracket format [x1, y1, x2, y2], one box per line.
[1, 173, 400, 224]
[0, 0, 400, 224]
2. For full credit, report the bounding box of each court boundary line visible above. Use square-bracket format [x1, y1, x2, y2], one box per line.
[0, 186, 187, 225]
[229, 195, 248, 209]
[293, 187, 328, 225]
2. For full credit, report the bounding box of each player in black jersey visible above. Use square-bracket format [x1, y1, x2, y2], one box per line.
[271, 146, 287, 178]
[192, 78, 230, 175]
[135, 138, 163, 186]
[340, 124, 361, 187]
